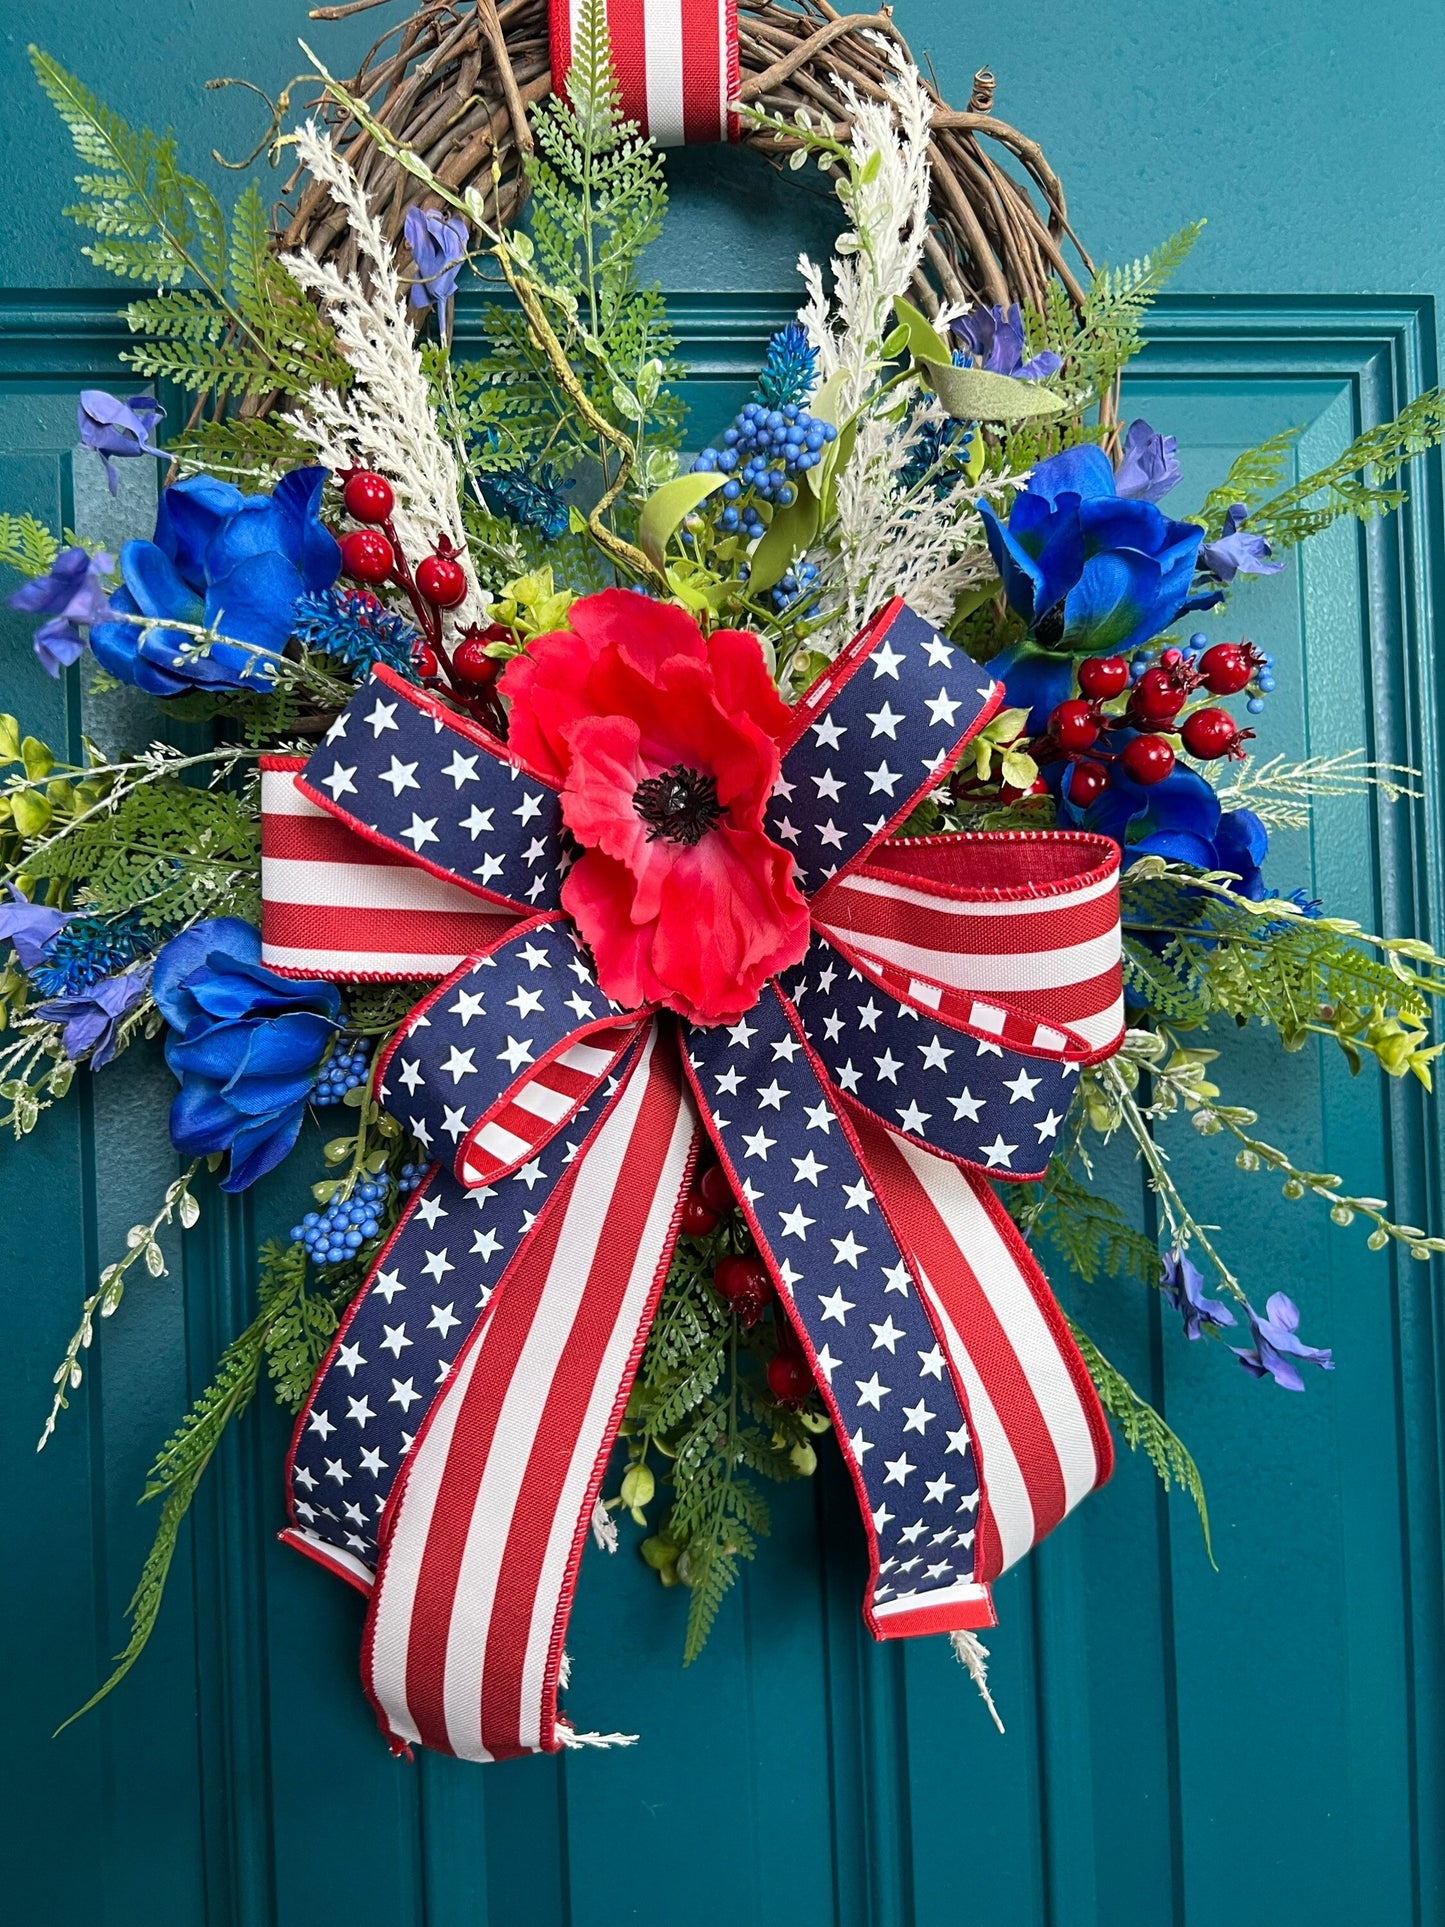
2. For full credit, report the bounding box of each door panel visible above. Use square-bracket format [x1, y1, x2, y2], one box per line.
[3, 289, 1443, 1926]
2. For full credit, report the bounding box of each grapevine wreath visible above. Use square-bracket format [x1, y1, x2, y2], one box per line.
[5, 0, 1445, 1760]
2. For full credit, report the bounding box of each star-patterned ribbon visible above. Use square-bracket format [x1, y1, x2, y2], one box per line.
[262, 597, 1122, 1761]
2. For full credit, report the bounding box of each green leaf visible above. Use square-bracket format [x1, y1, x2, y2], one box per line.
[919, 360, 1067, 423]
[746, 487, 821, 597]
[638, 471, 726, 567]
[892, 294, 951, 363]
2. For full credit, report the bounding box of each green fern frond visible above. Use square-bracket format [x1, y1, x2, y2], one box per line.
[0, 514, 61, 580]
[1068, 1319, 1214, 1564]
[1248, 389, 1445, 547]
[1070, 221, 1206, 397]
[1026, 1164, 1163, 1289]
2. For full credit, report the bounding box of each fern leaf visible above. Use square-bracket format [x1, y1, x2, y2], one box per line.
[1068, 1318, 1214, 1564]
[0, 513, 61, 579]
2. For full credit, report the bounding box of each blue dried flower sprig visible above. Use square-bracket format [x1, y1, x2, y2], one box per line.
[30, 909, 168, 998]
[755, 321, 819, 410]
[291, 587, 424, 678]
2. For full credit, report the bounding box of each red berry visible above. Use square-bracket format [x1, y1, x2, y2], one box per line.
[766, 1352, 813, 1408]
[1129, 665, 1188, 725]
[1077, 656, 1129, 700]
[450, 635, 500, 692]
[414, 643, 440, 679]
[1160, 646, 1183, 669]
[1066, 760, 1110, 807]
[714, 1255, 773, 1309]
[699, 1163, 735, 1214]
[340, 528, 395, 586]
[1121, 733, 1177, 785]
[342, 470, 395, 524]
[1049, 698, 1100, 751]
[1181, 705, 1252, 761]
[680, 1196, 719, 1238]
[1197, 643, 1252, 696]
[416, 552, 468, 609]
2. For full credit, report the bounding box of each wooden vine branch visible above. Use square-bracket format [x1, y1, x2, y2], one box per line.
[277, 0, 1092, 316]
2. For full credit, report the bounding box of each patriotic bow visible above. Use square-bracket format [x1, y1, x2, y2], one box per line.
[261, 598, 1122, 1761]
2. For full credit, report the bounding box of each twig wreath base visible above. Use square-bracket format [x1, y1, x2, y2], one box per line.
[280, 0, 1090, 316]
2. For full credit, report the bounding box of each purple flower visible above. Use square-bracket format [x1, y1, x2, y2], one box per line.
[7, 546, 113, 675]
[0, 888, 72, 970]
[403, 207, 468, 338]
[953, 304, 1062, 382]
[1160, 1248, 1236, 1340]
[1200, 504, 1285, 583]
[35, 964, 150, 1070]
[1233, 1292, 1334, 1392]
[1114, 419, 1182, 503]
[77, 391, 168, 495]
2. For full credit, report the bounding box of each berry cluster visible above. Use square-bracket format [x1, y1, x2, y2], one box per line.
[1045, 634, 1270, 801]
[335, 470, 506, 729]
[292, 1176, 391, 1267]
[770, 559, 820, 613]
[691, 403, 838, 536]
[313, 1036, 371, 1106]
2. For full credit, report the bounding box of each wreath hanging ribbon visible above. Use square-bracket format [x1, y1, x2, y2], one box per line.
[260, 597, 1122, 1761]
[550, 0, 741, 147]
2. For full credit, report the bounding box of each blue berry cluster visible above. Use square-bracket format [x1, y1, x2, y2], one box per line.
[292, 1176, 391, 1266]
[314, 1036, 371, 1105]
[691, 403, 838, 535]
[398, 1160, 427, 1195]
[770, 560, 820, 613]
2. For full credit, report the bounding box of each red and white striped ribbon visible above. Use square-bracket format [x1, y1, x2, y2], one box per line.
[363, 1021, 696, 1760]
[855, 1118, 1113, 1594]
[812, 833, 1125, 1058]
[260, 759, 514, 980]
[549, 0, 740, 145]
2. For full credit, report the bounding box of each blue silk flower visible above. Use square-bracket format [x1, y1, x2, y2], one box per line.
[89, 468, 341, 697]
[979, 444, 1213, 657]
[153, 918, 340, 1192]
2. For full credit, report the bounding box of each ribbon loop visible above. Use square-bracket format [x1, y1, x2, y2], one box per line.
[812, 830, 1125, 1058]
[550, 0, 741, 148]
[374, 915, 641, 1184]
[768, 599, 1002, 898]
[300, 666, 569, 914]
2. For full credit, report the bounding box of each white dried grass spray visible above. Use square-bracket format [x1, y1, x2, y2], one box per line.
[281, 121, 480, 619]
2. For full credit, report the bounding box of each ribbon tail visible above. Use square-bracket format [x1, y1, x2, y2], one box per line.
[854, 1117, 1114, 1588]
[361, 1018, 698, 1761]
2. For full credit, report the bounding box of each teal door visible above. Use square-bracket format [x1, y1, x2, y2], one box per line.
[4, 5, 1444, 1923]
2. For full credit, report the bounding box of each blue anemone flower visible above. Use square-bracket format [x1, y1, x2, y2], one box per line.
[979, 444, 1218, 657]
[89, 468, 341, 697]
[953, 305, 1062, 381]
[153, 917, 340, 1192]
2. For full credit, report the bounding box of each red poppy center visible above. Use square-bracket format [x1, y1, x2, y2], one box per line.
[631, 763, 726, 847]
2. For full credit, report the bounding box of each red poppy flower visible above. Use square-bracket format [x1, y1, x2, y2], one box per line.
[500, 590, 809, 1025]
